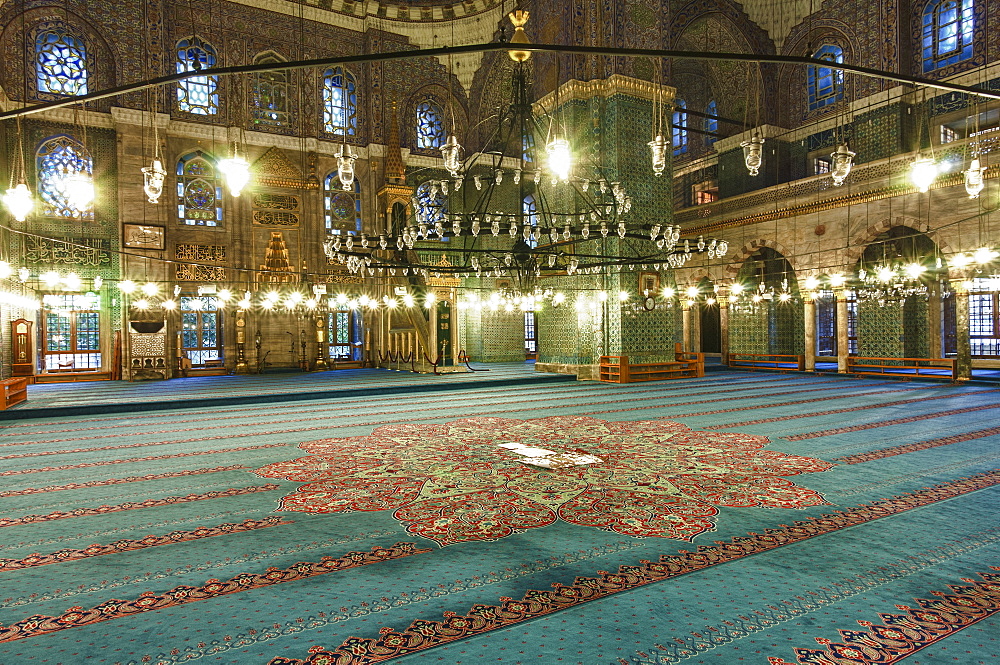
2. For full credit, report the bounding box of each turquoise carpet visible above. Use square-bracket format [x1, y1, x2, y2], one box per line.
[0, 370, 996, 664]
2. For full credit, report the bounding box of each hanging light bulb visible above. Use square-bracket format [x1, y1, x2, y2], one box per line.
[964, 158, 986, 199]
[440, 134, 463, 176]
[830, 143, 855, 186]
[3, 183, 33, 222]
[141, 159, 167, 203]
[64, 172, 95, 210]
[546, 136, 572, 181]
[336, 144, 358, 191]
[910, 156, 937, 193]
[741, 135, 764, 176]
[218, 154, 251, 196]
[648, 135, 667, 176]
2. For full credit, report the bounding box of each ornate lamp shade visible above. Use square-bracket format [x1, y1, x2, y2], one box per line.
[218, 155, 251, 196]
[546, 137, 571, 181]
[741, 135, 764, 176]
[964, 158, 986, 198]
[64, 172, 95, 210]
[830, 143, 856, 186]
[910, 156, 937, 193]
[337, 144, 358, 191]
[141, 159, 167, 204]
[440, 135, 462, 176]
[648, 135, 667, 176]
[2, 183, 33, 222]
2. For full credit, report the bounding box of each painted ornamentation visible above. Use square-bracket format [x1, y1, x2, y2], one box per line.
[255, 416, 833, 546]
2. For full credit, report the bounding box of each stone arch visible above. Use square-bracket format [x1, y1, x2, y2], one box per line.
[845, 215, 953, 265]
[724, 238, 798, 278]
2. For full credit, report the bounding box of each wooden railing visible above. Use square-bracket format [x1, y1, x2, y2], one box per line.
[0, 377, 28, 410]
[847, 356, 957, 381]
[599, 345, 704, 383]
[729, 353, 805, 371]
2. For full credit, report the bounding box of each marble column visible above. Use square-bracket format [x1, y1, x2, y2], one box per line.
[718, 288, 730, 366]
[835, 288, 849, 373]
[681, 301, 691, 352]
[803, 293, 816, 371]
[927, 280, 943, 357]
[953, 279, 972, 380]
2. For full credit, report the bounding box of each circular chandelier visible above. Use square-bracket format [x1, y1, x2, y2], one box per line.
[324, 14, 727, 293]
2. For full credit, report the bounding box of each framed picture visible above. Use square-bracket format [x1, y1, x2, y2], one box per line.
[639, 271, 660, 297]
[123, 224, 165, 249]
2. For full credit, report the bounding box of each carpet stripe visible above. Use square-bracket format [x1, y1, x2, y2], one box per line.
[0, 380, 864, 448]
[787, 404, 1000, 440]
[701, 389, 1000, 430]
[0, 516, 290, 571]
[0, 543, 428, 643]
[0, 465, 247, 497]
[0, 485, 280, 529]
[0, 444, 286, 477]
[265, 470, 1000, 665]
[834, 425, 1000, 464]
[767, 569, 1000, 665]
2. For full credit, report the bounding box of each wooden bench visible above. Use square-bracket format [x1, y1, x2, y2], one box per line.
[729, 353, 805, 371]
[847, 356, 957, 381]
[599, 347, 705, 383]
[0, 377, 28, 410]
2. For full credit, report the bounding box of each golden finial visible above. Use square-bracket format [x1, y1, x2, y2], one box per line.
[508, 10, 531, 62]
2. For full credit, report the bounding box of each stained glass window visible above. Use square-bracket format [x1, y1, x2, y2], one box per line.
[522, 132, 535, 163]
[922, 0, 975, 72]
[43, 293, 101, 371]
[36, 30, 88, 96]
[177, 153, 222, 226]
[415, 100, 445, 149]
[807, 45, 844, 111]
[523, 194, 538, 248]
[704, 100, 718, 146]
[415, 181, 447, 234]
[324, 174, 361, 235]
[176, 38, 218, 115]
[322, 67, 357, 136]
[250, 53, 290, 129]
[37, 135, 93, 220]
[672, 99, 687, 156]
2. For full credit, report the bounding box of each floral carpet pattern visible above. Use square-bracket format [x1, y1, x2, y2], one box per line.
[254, 415, 834, 545]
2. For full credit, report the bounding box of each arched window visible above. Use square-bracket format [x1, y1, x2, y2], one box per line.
[250, 52, 290, 129]
[324, 174, 361, 235]
[36, 135, 93, 220]
[704, 100, 718, 146]
[415, 100, 445, 149]
[922, 0, 974, 72]
[807, 45, 844, 111]
[672, 99, 687, 156]
[523, 194, 538, 248]
[36, 30, 88, 96]
[176, 38, 218, 115]
[415, 181, 447, 234]
[322, 67, 357, 136]
[177, 152, 222, 226]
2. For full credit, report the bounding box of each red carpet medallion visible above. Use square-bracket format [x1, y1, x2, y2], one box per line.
[255, 415, 833, 545]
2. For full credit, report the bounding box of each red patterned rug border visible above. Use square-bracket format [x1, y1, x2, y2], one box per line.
[835, 426, 1000, 464]
[0, 465, 247, 497]
[0, 542, 429, 643]
[0, 485, 280, 529]
[768, 568, 1000, 665]
[0, 515, 290, 571]
[0, 444, 285, 477]
[265, 470, 1000, 665]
